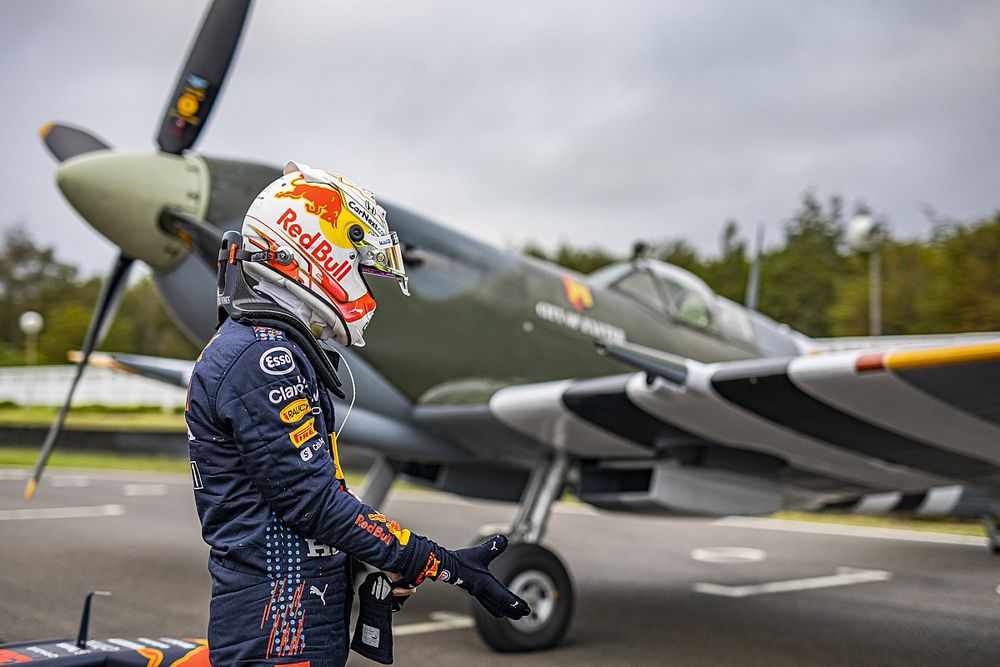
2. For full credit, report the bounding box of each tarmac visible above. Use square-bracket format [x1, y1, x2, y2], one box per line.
[1, 467, 998, 666]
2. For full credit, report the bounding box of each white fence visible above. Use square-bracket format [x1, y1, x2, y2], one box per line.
[0, 365, 186, 408]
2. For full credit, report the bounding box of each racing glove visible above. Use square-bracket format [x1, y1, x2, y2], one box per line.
[401, 534, 530, 620]
[351, 572, 395, 664]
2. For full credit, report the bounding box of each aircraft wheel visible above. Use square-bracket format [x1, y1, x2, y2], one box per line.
[472, 542, 574, 652]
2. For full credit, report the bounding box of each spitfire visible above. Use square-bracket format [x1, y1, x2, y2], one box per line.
[29, 0, 1000, 657]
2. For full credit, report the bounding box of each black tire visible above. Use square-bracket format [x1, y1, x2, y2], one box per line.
[472, 542, 574, 652]
[989, 540, 1000, 556]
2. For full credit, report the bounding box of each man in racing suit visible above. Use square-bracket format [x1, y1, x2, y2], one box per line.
[186, 163, 528, 666]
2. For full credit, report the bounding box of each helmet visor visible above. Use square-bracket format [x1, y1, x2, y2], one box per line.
[357, 230, 409, 296]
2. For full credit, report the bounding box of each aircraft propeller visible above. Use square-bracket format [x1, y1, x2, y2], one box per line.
[156, 0, 253, 154]
[26, 0, 252, 499]
[40, 123, 111, 163]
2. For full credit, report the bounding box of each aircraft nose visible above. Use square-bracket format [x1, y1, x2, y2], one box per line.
[56, 151, 210, 271]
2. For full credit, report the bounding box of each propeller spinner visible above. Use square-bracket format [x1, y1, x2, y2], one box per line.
[25, 0, 250, 499]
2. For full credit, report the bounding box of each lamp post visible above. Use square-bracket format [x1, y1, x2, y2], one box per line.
[846, 215, 884, 337]
[19, 311, 44, 365]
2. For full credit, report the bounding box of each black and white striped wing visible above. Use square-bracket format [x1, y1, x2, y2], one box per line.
[489, 342, 1000, 513]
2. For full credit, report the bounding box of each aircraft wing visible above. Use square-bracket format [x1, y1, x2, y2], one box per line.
[72, 350, 194, 388]
[816, 331, 1000, 352]
[485, 340, 1000, 515]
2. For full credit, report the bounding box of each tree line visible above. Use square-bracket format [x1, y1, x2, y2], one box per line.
[0, 192, 997, 365]
[0, 227, 199, 365]
[526, 193, 1000, 338]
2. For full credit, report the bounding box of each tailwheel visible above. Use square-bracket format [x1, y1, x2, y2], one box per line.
[472, 542, 574, 652]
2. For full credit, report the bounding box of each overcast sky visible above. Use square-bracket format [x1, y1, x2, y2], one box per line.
[2, 0, 998, 276]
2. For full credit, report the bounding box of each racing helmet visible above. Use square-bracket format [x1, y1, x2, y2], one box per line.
[240, 161, 408, 347]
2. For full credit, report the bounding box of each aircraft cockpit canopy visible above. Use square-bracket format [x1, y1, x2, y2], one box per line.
[591, 260, 755, 345]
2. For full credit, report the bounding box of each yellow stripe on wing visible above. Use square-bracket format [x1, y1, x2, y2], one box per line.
[886, 341, 1000, 371]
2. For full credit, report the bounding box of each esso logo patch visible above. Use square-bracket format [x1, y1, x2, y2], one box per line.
[259, 347, 295, 375]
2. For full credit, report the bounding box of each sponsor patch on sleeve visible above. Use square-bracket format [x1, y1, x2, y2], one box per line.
[289, 418, 318, 448]
[279, 398, 312, 423]
[259, 346, 295, 375]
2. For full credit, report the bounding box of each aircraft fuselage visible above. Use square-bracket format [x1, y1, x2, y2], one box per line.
[156, 157, 800, 403]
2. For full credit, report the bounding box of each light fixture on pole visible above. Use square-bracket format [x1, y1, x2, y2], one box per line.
[19, 311, 44, 365]
[846, 215, 884, 336]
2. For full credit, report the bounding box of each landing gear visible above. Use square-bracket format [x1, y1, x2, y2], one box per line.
[358, 455, 400, 509]
[473, 454, 575, 652]
[983, 515, 1000, 555]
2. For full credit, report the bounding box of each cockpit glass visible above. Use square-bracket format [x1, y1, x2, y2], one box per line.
[605, 261, 718, 330]
[658, 276, 712, 328]
[614, 270, 666, 313]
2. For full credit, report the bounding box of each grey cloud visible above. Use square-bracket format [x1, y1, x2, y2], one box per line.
[1, 0, 997, 273]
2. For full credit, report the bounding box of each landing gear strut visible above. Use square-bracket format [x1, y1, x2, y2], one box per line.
[473, 453, 575, 652]
[358, 455, 400, 510]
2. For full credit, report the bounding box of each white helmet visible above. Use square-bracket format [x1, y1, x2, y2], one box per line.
[240, 162, 408, 347]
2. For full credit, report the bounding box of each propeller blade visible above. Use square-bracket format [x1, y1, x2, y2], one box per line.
[24, 253, 135, 500]
[156, 0, 253, 154]
[39, 123, 111, 163]
[158, 208, 224, 267]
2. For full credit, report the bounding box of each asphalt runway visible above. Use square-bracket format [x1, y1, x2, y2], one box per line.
[1, 468, 998, 666]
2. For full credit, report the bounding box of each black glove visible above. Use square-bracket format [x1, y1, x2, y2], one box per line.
[351, 572, 395, 664]
[398, 534, 530, 620]
[436, 535, 531, 620]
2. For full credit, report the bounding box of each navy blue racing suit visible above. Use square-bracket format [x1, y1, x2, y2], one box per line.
[185, 317, 420, 666]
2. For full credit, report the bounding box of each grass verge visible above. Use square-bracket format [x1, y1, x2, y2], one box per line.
[772, 510, 985, 538]
[0, 406, 185, 431]
[0, 447, 190, 473]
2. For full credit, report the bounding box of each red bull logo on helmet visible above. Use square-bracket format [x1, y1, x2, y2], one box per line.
[275, 175, 344, 232]
[265, 209, 353, 281]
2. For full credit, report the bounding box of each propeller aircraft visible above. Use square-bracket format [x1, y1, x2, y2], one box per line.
[15, 0, 1000, 655]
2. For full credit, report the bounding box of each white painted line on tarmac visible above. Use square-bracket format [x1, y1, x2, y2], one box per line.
[0, 504, 125, 521]
[995, 584, 1000, 597]
[394, 612, 474, 636]
[123, 483, 168, 496]
[694, 567, 892, 598]
[0, 467, 192, 484]
[714, 516, 988, 547]
[50, 476, 91, 488]
[691, 547, 767, 564]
